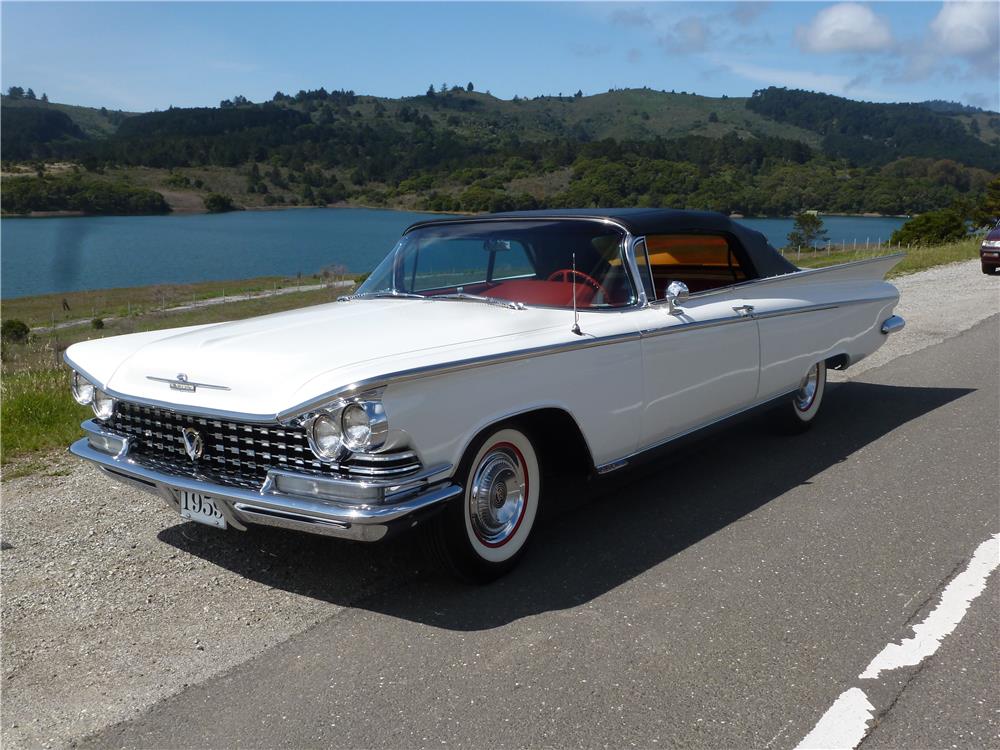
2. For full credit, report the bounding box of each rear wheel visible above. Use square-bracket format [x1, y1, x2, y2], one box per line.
[428, 424, 540, 583]
[773, 360, 827, 433]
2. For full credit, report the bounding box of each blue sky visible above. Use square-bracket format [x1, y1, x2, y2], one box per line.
[2, 2, 998, 112]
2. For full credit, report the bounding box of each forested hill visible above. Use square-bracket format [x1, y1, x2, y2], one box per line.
[746, 88, 1000, 169]
[3, 86, 998, 217]
[5, 86, 1000, 165]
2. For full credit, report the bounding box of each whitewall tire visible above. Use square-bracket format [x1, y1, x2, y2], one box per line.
[777, 360, 826, 432]
[429, 424, 541, 582]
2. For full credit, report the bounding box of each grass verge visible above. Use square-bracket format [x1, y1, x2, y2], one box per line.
[791, 237, 981, 277]
[1, 368, 90, 464]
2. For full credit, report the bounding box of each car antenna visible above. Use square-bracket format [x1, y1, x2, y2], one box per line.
[571, 252, 582, 336]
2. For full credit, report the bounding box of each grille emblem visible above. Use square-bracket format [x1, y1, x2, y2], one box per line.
[146, 373, 230, 393]
[181, 428, 204, 461]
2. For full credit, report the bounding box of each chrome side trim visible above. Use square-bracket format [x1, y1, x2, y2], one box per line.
[881, 315, 905, 334]
[639, 314, 753, 338]
[277, 330, 643, 421]
[594, 387, 800, 474]
[646, 252, 906, 303]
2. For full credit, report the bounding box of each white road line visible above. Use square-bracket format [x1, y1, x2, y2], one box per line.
[794, 533, 1000, 750]
[860, 533, 1000, 680]
[796, 688, 875, 750]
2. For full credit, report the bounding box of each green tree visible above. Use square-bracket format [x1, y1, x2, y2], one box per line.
[973, 177, 1000, 227]
[26, 88, 36, 100]
[6, 86, 24, 99]
[203, 193, 236, 212]
[786, 212, 828, 248]
[890, 209, 967, 245]
[466, 82, 474, 92]
[40, 92, 49, 103]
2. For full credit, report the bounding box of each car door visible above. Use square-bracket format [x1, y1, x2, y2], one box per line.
[631, 235, 761, 449]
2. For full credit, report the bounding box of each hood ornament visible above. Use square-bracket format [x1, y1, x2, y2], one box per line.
[146, 373, 231, 393]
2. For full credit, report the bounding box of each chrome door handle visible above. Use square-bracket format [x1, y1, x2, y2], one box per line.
[733, 304, 755, 316]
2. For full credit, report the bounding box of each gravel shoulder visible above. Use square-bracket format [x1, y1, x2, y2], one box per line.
[1, 259, 997, 748]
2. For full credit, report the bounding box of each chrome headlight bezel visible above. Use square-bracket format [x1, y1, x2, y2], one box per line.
[303, 393, 389, 462]
[71, 371, 96, 405]
[981, 239, 1000, 249]
[306, 412, 345, 461]
[91, 389, 116, 420]
[341, 400, 389, 452]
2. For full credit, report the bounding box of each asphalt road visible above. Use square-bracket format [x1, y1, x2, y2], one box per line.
[77, 315, 999, 749]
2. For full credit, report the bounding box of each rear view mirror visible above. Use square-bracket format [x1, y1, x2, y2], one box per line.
[665, 280, 689, 315]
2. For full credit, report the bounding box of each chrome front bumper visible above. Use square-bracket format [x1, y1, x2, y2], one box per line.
[70, 425, 460, 542]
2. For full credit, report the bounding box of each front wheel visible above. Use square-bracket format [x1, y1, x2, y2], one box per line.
[773, 360, 827, 433]
[427, 425, 541, 583]
[983, 263, 996, 275]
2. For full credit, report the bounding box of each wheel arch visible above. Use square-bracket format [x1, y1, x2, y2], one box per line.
[456, 407, 596, 480]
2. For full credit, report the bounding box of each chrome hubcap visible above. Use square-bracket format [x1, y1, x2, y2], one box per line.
[469, 445, 527, 546]
[795, 364, 820, 411]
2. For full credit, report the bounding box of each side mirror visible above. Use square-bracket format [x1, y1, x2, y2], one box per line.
[665, 280, 689, 315]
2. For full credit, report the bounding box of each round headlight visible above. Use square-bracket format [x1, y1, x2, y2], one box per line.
[92, 389, 115, 420]
[341, 403, 371, 451]
[308, 414, 343, 460]
[71, 371, 95, 405]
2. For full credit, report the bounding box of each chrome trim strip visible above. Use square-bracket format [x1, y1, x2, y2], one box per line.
[647, 252, 906, 303]
[881, 315, 905, 334]
[68, 292, 895, 425]
[639, 314, 753, 338]
[594, 387, 800, 473]
[146, 376, 231, 391]
[277, 330, 642, 421]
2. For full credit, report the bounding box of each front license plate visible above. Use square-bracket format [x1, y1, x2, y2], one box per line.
[177, 491, 227, 529]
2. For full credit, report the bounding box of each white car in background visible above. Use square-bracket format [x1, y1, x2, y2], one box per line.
[66, 209, 904, 581]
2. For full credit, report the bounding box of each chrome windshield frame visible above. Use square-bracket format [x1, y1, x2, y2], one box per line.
[357, 216, 642, 313]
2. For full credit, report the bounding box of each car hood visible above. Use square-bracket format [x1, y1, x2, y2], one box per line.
[66, 298, 574, 420]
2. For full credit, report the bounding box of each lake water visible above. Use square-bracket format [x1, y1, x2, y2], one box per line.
[0, 209, 906, 299]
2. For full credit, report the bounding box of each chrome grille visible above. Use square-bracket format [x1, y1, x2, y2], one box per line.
[104, 402, 420, 489]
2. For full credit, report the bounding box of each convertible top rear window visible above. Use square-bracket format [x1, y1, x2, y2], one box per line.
[357, 220, 637, 309]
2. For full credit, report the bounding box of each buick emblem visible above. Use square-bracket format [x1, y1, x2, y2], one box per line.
[181, 427, 204, 461]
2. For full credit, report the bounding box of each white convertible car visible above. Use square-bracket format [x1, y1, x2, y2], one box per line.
[67, 209, 904, 581]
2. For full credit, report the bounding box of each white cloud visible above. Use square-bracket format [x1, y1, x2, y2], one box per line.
[797, 3, 893, 53]
[723, 59, 888, 100]
[657, 16, 709, 55]
[931, 1, 998, 55]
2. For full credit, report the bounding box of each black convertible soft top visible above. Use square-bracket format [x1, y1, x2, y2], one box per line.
[406, 208, 798, 279]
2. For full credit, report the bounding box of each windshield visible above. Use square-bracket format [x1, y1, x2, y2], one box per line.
[355, 219, 635, 309]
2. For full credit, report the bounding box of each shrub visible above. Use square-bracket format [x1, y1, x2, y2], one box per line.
[890, 209, 968, 245]
[203, 193, 236, 213]
[91, 317, 105, 330]
[1, 319, 30, 344]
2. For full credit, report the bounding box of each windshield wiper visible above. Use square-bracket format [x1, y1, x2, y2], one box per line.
[338, 290, 427, 301]
[431, 293, 526, 310]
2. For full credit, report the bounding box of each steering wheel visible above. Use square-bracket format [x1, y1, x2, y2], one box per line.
[546, 269, 609, 300]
